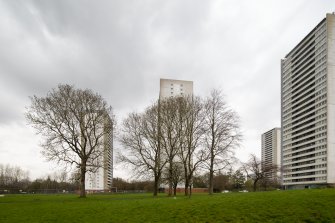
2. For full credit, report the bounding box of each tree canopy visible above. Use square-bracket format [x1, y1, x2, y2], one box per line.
[26, 84, 114, 197]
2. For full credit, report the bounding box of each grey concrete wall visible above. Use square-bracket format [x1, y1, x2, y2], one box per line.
[326, 13, 335, 184]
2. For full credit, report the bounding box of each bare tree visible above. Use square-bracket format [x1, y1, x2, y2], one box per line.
[170, 162, 184, 195]
[242, 154, 279, 192]
[26, 84, 114, 198]
[159, 97, 184, 196]
[52, 171, 68, 183]
[177, 96, 206, 196]
[203, 89, 242, 195]
[119, 102, 167, 196]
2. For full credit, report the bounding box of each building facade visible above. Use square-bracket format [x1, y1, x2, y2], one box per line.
[261, 128, 281, 180]
[281, 13, 335, 189]
[159, 78, 193, 99]
[85, 115, 113, 191]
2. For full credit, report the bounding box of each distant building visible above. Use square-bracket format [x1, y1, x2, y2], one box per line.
[159, 78, 193, 99]
[85, 115, 113, 192]
[281, 13, 335, 189]
[261, 128, 281, 180]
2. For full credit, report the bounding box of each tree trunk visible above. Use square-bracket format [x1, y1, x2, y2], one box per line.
[188, 184, 192, 198]
[155, 99, 161, 197]
[209, 168, 214, 195]
[168, 163, 173, 196]
[184, 178, 189, 196]
[209, 120, 215, 195]
[183, 165, 189, 196]
[168, 184, 172, 196]
[79, 165, 86, 198]
[253, 179, 258, 192]
[153, 175, 159, 196]
[173, 184, 177, 196]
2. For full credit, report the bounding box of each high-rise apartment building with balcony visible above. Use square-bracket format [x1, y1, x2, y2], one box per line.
[261, 128, 281, 180]
[281, 13, 335, 189]
[85, 115, 113, 191]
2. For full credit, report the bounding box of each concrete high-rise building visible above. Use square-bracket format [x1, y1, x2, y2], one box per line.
[85, 115, 113, 191]
[261, 128, 281, 179]
[281, 13, 335, 189]
[159, 78, 193, 99]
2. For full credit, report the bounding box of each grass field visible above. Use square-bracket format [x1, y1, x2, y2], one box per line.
[1, 189, 335, 222]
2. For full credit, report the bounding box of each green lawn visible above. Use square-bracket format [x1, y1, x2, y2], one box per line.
[1, 189, 335, 222]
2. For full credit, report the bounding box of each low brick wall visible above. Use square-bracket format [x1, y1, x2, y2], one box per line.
[166, 188, 208, 193]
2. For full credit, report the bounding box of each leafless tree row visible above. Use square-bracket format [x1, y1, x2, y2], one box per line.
[25, 84, 243, 197]
[119, 89, 242, 196]
[0, 164, 29, 189]
[0, 164, 81, 193]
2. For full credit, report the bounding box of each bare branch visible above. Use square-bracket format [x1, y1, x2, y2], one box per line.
[26, 84, 114, 197]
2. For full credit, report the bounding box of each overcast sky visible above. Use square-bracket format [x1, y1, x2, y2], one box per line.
[0, 0, 334, 179]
